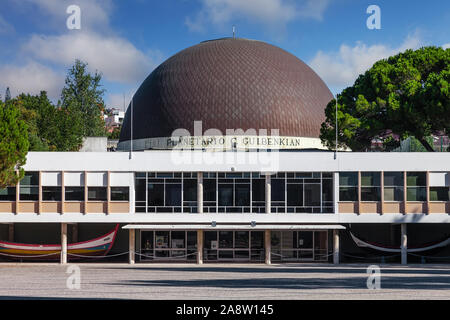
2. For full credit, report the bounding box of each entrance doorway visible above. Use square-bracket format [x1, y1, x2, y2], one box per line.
[271, 231, 328, 262]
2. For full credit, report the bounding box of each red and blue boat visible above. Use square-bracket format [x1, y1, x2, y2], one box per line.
[0, 224, 119, 260]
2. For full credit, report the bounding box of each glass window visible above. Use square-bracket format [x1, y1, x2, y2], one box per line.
[304, 184, 320, 206]
[384, 172, 404, 201]
[183, 179, 197, 202]
[287, 184, 303, 206]
[271, 178, 285, 202]
[407, 172, 426, 186]
[148, 183, 164, 206]
[234, 231, 249, 248]
[407, 187, 427, 201]
[110, 187, 129, 201]
[361, 187, 380, 201]
[88, 187, 107, 201]
[384, 187, 404, 201]
[322, 179, 333, 202]
[0, 187, 16, 201]
[135, 179, 146, 202]
[339, 172, 358, 202]
[251, 232, 264, 249]
[42, 186, 61, 201]
[218, 184, 233, 206]
[429, 187, 450, 201]
[204, 179, 216, 202]
[165, 184, 181, 206]
[219, 231, 233, 248]
[361, 172, 380, 201]
[65, 187, 84, 201]
[252, 178, 265, 202]
[19, 172, 39, 201]
[235, 184, 250, 206]
[339, 172, 358, 186]
[339, 187, 358, 202]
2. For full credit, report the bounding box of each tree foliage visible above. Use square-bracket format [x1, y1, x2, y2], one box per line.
[0, 100, 29, 188]
[60, 59, 106, 138]
[320, 46, 450, 152]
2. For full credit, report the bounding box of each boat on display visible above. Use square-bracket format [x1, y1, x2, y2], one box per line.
[350, 232, 450, 253]
[0, 224, 119, 260]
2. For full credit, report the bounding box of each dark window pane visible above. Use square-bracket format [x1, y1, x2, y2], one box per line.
[384, 172, 403, 186]
[322, 179, 333, 202]
[111, 187, 129, 201]
[429, 187, 449, 201]
[235, 231, 249, 248]
[141, 231, 154, 250]
[361, 187, 381, 201]
[250, 232, 264, 249]
[218, 184, 233, 206]
[0, 187, 16, 201]
[287, 184, 303, 206]
[21, 172, 39, 186]
[171, 231, 185, 248]
[235, 184, 250, 206]
[271, 178, 285, 202]
[155, 231, 169, 248]
[219, 231, 233, 248]
[384, 187, 404, 201]
[19, 186, 39, 201]
[148, 183, 164, 206]
[252, 178, 265, 202]
[204, 179, 216, 202]
[135, 179, 146, 202]
[297, 231, 313, 248]
[165, 184, 181, 206]
[88, 187, 107, 201]
[42, 186, 62, 201]
[339, 187, 358, 201]
[407, 172, 426, 186]
[183, 179, 197, 202]
[204, 231, 217, 250]
[65, 187, 84, 201]
[361, 172, 380, 186]
[339, 172, 358, 186]
[304, 184, 320, 206]
[407, 187, 427, 201]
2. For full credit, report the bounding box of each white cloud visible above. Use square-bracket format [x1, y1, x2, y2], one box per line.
[18, 0, 113, 31]
[443, 43, 450, 49]
[0, 61, 64, 100]
[106, 89, 137, 110]
[186, 0, 329, 33]
[23, 32, 160, 84]
[309, 35, 423, 90]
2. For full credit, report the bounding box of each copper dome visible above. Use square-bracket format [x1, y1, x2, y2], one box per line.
[119, 38, 332, 144]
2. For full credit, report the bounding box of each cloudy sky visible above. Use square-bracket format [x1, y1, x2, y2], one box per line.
[0, 0, 449, 109]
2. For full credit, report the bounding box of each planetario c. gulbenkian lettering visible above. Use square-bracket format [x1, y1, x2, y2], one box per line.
[0, 38, 449, 264]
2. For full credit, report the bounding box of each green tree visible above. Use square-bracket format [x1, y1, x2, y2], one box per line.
[60, 60, 106, 138]
[320, 46, 450, 152]
[0, 100, 29, 188]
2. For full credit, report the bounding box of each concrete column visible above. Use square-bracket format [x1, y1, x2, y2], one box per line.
[129, 229, 135, 264]
[265, 174, 271, 214]
[197, 172, 203, 214]
[333, 229, 340, 264]
[264, 230, 271, 265]
[61, 223, 68, 264]
[106, 171, 111, 215]
[197, 230, 203, 265]
[61, 171, 65, 214]
[401, 223, 407, 265]
[403, 171, 407, 214]
[8, 223, 14, 242]
[380, 171, 384, 215]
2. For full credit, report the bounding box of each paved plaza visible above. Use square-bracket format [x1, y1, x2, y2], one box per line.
[0, 263, 448, 300]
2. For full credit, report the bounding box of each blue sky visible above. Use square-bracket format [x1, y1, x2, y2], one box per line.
[0, 0, 449, 108]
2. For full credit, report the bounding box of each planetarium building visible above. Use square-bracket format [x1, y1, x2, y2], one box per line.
[0, 38, 449, 264]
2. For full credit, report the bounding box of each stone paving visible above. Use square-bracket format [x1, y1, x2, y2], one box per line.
[0, 263, 448, 300]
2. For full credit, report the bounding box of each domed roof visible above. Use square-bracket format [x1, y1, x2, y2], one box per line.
[119, 38, 332, 147]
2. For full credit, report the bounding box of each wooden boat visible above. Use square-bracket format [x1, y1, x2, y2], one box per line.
[0, 224, 119, 261]
[350, 232, 450, 253]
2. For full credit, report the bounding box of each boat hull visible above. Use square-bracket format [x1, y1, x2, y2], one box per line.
[0, 225, 119, 261]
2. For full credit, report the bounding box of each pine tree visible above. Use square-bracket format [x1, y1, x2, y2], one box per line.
[0, 100, 29, 188]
